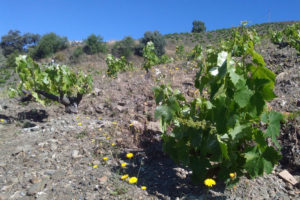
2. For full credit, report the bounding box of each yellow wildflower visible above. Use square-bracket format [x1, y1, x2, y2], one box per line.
[176, 67, 179, 70]
[111, 143, 116, 146]
[93, 165, 98, 169]
[121, 174, 129, 180]
[106, 136, 110, 140]
[141, 186, 147, 190]
[112, 122, 118, 125]
[91, 139, 95, 143]
[86, 116, 89, 119]
[229, 172, 236, 179]
[121, 163, 127, 168]
[103, 157, 108, 161]
[129, 123, 133, 127]
[204, 178, 216, 187]
[98, 116, 102, 119]
[76, 116, 79, 119]
[126, 153, 134, 159]
[77, 122, 82, 126]
[0, 119, 4, 122]
[128, 177, 138, 184]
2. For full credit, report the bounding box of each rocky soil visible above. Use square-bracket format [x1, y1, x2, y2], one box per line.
[0, 40, 300, 200]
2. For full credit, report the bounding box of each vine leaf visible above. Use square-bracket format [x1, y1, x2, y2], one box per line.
[261, 111, 283, 148]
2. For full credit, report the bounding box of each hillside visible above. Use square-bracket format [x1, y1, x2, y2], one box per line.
[0, 21, 299, 199]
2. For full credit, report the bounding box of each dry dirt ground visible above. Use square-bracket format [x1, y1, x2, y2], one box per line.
[0, 41, 300, 200]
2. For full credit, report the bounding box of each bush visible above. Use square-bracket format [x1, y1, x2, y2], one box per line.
[83, 34, 106, 55]
[192, 20, 206, 33]
[0, 48, 6, 67]
[142, 41, 160, 72]
[70, 46, 83, 61]
[10, 55, 92, 113]
[175, 44, 186, 60]
[54, 52, 65, 62]
[6, 50, 20, 68]
[31, 33, 68, 59]
[154, 27, 282, 187]
[0, 30, 40, 57]
[112, 36, 135, 59]
[136, 31, 166, 57]
[106, 54, 133, 77]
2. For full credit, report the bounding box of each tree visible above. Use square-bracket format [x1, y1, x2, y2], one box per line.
[136, 31, 166, 57]
[112, 36, 135, 59]
[83, 34, 106, 55]
[192, 20, 206, 33]
[0, 30, 40, 57]
[10, 55, 92, 113]
[30, 33, 68, 59]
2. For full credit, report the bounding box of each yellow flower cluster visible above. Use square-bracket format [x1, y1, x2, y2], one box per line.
[121, 163, 127, 168]
[204, 178, 216, 187]
[126, 153, 134, 159]
[103, 157, 108, 161]
[229, 172, 236, 179]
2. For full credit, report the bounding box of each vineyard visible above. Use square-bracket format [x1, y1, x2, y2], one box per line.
[0, 21, 299, 199]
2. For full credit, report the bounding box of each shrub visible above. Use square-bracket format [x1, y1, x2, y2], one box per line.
[5, 50, 20, 68]
[192, 20, 206, 33]
[0, 30, 40, 57]
[106, 54, 133, 77]
[175, 44, 186, 60]
[10, 55, 92, 113]
[83, 34, 106, 55]
[31, 33, 68, 59]
[112, 36, 135, 59]
[154, 27, 282, 187]
[136, 31, 166, 57]
[159, 54, 173, 64]
[54, 52, 65, 62]
[142, 41, 160, 72]
[0, 48, 6, 67]
[70, 46, 83, 61]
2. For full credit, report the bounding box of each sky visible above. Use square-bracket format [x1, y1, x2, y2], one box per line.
[0, 0, 299, 41]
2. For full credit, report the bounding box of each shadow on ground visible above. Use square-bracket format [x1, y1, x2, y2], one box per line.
[112, 130, 228, 200]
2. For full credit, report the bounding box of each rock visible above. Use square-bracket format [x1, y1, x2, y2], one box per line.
[12, 144, 33, 155]
[146, 121, 162, 133]
[0, 194, 9, 200]
[72, 150, 82, 158]
[278, 170, 298, 185]
[51, 170, 65, 180]
[93, 160, 101, 165]
[27, 179, 48, 196]
[116, 105, 127, 113]
[93, 88, 101, 96]
[98, 176, 108, 184]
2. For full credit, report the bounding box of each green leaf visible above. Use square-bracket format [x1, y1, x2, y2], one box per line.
[155, 105, 173, 122]
[244, 147, 264, 177]
[261, 111, 283, 148]
[217, 136, 229, 160]
[244, 146, 280, 178]
[248, 64, 276, 101]
[234, 79, 253, 108]
[228, 121, 248, 140]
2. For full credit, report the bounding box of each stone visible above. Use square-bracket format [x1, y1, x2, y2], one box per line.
[146, 121, 162, 133]
[278, 170, 298, 185]
[98, 176, 108, 184]
[72, 150, 82, 158]
[92, 160, 100, 165]
[27, 179, 48, 196]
